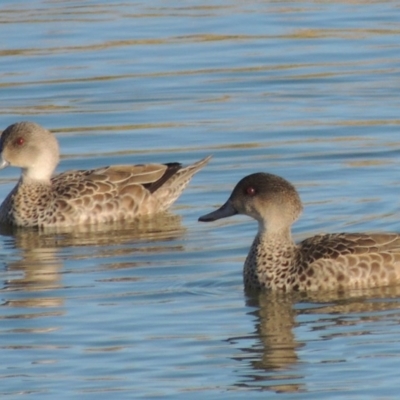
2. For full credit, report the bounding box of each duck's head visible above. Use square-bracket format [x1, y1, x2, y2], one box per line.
[199, 172, 303, 233]
[0, 122, 60, 181]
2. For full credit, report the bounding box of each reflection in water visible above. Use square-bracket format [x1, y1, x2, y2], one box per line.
[0, 212, 185, 247]
[231, 287, 400, 393]
[231, 292, 305, 393]
[0, 213, 185, 309]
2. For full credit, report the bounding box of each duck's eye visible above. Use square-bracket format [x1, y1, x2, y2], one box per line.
[246, 186, 256, 196]
[14, 137, 24, 146]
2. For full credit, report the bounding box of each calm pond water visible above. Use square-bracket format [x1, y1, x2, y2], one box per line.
[1, 0, 400, 398]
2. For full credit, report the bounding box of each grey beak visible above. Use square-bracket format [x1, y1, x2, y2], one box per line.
[0, 157, 9, 170]
[198, 200, 238, 222]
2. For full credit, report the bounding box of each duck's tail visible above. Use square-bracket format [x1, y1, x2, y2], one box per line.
[152, 155, 211, 211]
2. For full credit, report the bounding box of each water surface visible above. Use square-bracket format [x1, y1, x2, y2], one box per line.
[1, 0, 400, 398]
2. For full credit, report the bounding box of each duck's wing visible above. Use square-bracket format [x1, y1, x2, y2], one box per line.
[90, 163, 181, 187]
[300, 233, 400, 261]
[299, 233, 400, 289]
[50, 156, 211, 221]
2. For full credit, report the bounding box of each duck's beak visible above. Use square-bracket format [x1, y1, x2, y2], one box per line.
[198, 200, 238, 222]
[0, 157, 9, 170]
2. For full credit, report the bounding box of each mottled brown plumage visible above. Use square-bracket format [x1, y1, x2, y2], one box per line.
[0, 121, 211, 227]
[199, 172, 400, 292]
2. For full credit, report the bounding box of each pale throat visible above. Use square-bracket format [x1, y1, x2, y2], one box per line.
[21, 160, 55, 182]
[257, 216, 293, 243]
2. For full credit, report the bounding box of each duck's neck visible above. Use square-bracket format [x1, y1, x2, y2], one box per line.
[258, 224, 297, 260]
[244, 223, 298, 290]
[258, 221, 293, 242]
[21, 166, 53, 184]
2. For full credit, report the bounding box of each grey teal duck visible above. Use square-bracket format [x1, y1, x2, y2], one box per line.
[0, 121, 211, 227]
[199, 172, 400, 292]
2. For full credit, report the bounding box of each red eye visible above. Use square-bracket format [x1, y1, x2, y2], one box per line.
[14, 137, 24, 146]
[246, 186, 256, 196]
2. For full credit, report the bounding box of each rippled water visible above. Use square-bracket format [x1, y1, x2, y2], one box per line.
[1, 0, 400, 398]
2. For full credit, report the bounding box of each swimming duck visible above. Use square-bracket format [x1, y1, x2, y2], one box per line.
[0, 121, 211, 227]
[199, 172, 400, 292]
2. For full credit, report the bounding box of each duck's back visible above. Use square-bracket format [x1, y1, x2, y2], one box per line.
[51, 163, 178, 223]
[298, 233, 400, 291]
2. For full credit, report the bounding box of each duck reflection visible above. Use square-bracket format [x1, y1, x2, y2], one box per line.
[1, 213, 185, 308]
[232, 286, 400, 393]
[230, 292, 304, 393]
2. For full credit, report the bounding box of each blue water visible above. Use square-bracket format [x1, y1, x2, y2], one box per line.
[1, 0, 400, 398]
